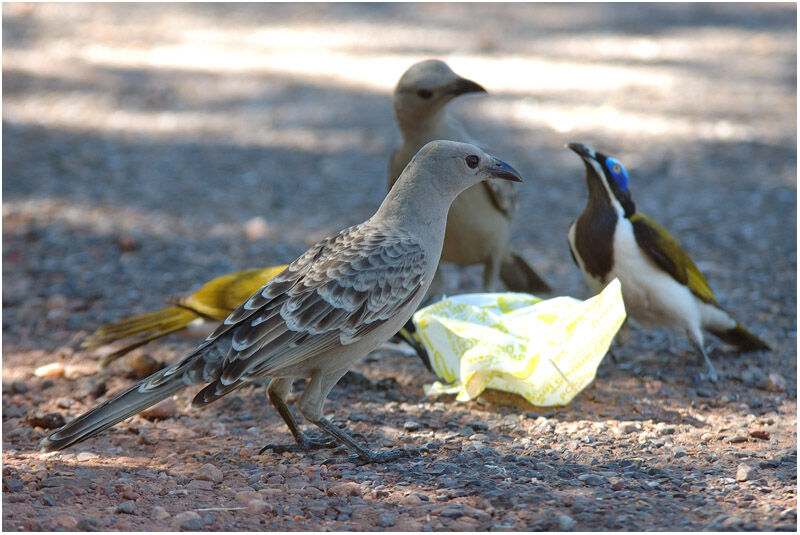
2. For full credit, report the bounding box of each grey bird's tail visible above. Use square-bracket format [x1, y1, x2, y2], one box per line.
[500, 251, 551, 294]
[708, 323, 771, 353]
[40, 342, 225, 452]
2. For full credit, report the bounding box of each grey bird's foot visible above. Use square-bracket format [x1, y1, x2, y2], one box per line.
[259, 432, 338, 455]
[312, 416, 420, 464]
[333, 447, 416, 466]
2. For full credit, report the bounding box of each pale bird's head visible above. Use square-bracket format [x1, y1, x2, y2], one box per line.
[393, 59, 486, 127]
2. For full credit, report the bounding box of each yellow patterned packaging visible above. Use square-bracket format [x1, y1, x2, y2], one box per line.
[418, 279, 626, 406]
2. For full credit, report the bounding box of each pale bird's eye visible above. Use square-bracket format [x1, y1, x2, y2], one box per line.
[465, 155, 480, 168]
[612, 164, 622, 174]
[417, 89, 433, 99]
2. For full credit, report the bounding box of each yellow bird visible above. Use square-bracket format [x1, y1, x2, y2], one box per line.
[84, 264, 430, 370]
[83, 265, 288, 368]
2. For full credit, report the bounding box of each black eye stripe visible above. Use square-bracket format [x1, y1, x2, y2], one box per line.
[417, 89, 433, 99]
[465, 155, 480, 168]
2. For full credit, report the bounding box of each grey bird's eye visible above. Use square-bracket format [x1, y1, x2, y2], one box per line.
[465, 155, 480, 168]
[417, 89, 433, 99]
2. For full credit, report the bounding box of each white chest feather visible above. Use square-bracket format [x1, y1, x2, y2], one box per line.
[572, 213, 736, 341]
[607, 218, 701, 328]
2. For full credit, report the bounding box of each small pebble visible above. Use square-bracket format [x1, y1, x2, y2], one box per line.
[247, 499, 270, 514]
[235, 490, 259, 502]
[140, 398, 177, 420]
[4, 479, 24, 492]
[328, 481, 360, 497]
[187, 479, 214, 490]
[244, 216, 271, 241]
[616, 422, 638, 435]
[89, 381, 108, 399]
[129, 353, 164, 378]
[377, 512, 397, 528]
[195, 463, 224, 484]
[57, 516, 77, 530]
[736, 464, 757, 482]
[765, 373, 787, 392]
[655, 423, 676, 435]
[441, 507, 464, 519]
[153, 506, 170, 521]
[76, 517, 98, 531]
[403, 421, 421, 432]
[399, 494, 421, 505]
[577, 474, 606, 486]
[34, 362, 65, 378]
[558, 514, 576, 530]
[116, 500, 135, 514]
[722, 516, 745, 529]
[171, 511, 201, 531]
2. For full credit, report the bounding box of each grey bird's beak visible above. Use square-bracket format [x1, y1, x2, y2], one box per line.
[488, 158, 523, 182]
[447, 77, 487, 97]
[566, 142, 597, 162]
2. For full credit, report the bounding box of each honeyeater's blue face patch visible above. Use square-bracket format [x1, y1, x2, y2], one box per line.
[605, 157, 629, 192]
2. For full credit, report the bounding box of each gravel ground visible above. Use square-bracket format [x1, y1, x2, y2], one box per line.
[2, 3, 796, 531]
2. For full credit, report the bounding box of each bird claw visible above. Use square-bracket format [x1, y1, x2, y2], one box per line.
[258, 433, 338, 455]
[322, 448, 417, 466]
[356, 447, 416, 465]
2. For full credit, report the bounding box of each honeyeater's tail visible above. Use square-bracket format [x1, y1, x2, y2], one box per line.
[709, 323, 771, 352]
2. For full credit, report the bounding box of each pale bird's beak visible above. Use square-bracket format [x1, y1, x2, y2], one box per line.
[488, 158, 523, 182]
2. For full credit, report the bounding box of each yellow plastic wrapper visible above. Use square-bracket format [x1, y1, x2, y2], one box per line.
[417, 279, 626, 406]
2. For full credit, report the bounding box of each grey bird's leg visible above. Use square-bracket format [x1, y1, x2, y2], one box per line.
[482, 253, 503, 292]
[259, 377, 337, 454]
[299, 369, 414, 464]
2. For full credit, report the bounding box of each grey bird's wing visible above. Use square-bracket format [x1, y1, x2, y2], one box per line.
[193, 224, 427, 403]
[481, 179, 517, 219]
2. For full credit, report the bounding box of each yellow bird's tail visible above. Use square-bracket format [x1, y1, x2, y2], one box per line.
[82, 265, 290, 368]
[81, 306, 201, 368]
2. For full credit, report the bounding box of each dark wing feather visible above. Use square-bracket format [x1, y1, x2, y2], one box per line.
[193, 224, 426, 402]
[630, 212, 718, 305]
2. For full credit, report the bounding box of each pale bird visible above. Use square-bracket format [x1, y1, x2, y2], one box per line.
[389, 59, 550, 294]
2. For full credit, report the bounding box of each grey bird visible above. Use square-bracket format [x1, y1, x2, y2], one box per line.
[389, 59, 550, 294]
[40, 140, 524, 463]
